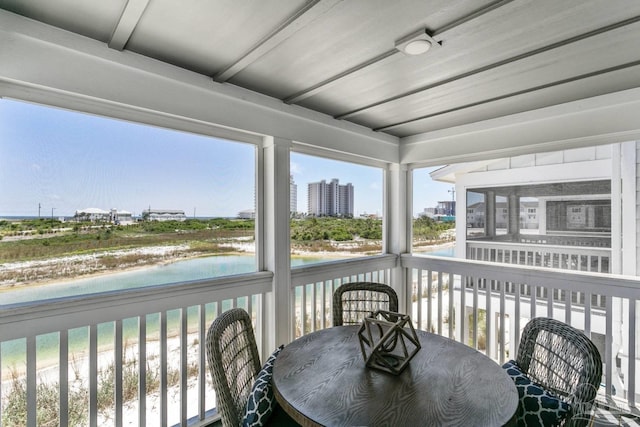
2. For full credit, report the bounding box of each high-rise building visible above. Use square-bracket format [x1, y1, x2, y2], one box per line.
[290, 175, 297, 214]
[307, 178, 354, 217]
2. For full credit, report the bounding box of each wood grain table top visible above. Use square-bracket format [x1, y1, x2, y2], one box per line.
[272, 326, 518, 427]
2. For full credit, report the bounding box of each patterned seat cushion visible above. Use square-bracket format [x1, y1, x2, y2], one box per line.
[242, 345, 284, 427]
[502, 360, 572, 427]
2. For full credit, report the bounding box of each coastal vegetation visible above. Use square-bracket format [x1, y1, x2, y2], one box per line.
[0, 216, 454, 425]
[0, 216, 453, 287]
[1, 340, 201, 426]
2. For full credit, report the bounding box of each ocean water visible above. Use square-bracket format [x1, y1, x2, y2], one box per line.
[414, 244, 455, 257]
[0, 254, 335, 306]
[0, 248, 453, 365]
[0, 255, 310, 365]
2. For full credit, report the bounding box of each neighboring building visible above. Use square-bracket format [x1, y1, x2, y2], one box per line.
[419, 207, 436, 218]
[141, 209, 186, 222]
[307, 178, 354, 217]
[432, 143, 632, 397]
[419, 201, 456, 222]
[74, 208, 110, 222]
[237, 209, 255, 219]
[435, 200, 456, 216]
[109, 208, 133, 225]
[290, 175, 297, 214]
[74, 208, 133, 224]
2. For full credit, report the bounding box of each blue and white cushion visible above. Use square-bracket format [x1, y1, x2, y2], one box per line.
[242, 345, 284, 427]
[503, 360, 572, 427]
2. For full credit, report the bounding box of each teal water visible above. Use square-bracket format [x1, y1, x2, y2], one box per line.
[0, 254, 332, 366]
[0, 248, 452, 366]
[414, 245, 455, 257]
[0, 254, 332, 306]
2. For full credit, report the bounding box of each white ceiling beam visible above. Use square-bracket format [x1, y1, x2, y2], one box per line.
[375, 59, 640, 133]
[213, 0, 344, 83]
[400, 88, 640, 166]
[0, 10, 398, 163]
[108, 0, 149, 51]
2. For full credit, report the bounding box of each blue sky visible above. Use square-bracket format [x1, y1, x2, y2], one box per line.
[0, 99, 452, 218]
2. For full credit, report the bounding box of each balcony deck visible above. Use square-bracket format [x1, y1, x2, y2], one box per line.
[1, 254, 639, 426]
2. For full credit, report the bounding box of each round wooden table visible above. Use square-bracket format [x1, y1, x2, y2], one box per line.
[273, 326, 518, 427]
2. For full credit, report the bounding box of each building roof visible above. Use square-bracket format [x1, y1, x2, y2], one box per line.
[76, 208, 109, 214]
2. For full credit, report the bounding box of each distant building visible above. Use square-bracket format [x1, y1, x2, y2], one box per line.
[141, 209, 186, 222]
[74, 208, 109, 222]
[307, 178, 354, 217]
[467, 200, 541, 230]
[74, 208, 133, 224]
[237, 209, 255, 219]
[435, 200, 456, 216]
[110, 208, 133, 225]
[419, 207, 436, 218]
[290, 175, 297, 214]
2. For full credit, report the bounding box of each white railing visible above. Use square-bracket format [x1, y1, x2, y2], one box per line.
[467, 240, 611, 273]
[402, 254, 640, 410]
[4, 252, 636, 424]
[0, 272, 273, 427]
[290, 254, 398, 337]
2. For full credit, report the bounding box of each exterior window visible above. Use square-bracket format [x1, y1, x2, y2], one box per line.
[412, 167, 456, 255]
[460, 177, 611, 272]
[466, 191, 486, 238]
[548, 200, 611, 233]
[0, 99, 256, 304]
[290, 152, 383, 264]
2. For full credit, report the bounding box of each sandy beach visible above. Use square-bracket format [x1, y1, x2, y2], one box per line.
[0, 236, 454, 296]
[1, 237, 454, 424]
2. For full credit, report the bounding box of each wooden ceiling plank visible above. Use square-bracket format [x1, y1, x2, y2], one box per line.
[432, 0, 516, 37]
[336, 15, 640, 121]
[284, 50, 399, 104]
[213, 0, 344, 83]
[108, 0, 149, 51]
[283, 0, 516, 106]
[374, 59, 640, 133]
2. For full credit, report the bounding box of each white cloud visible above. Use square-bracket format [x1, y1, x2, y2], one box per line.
[290, 161, 302, 175]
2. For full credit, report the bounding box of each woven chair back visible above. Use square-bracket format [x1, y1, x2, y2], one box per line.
[516, 317, 603, 427]
[206, 308, 262, 427]
[332, 282, 399, 326]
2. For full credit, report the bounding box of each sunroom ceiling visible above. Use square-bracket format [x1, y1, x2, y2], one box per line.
[1, 0, 640, 142]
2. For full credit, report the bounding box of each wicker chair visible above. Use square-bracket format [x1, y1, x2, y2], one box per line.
[515, 317, 603, 427]
[332, 282, 399, 326]
[206, 308, 298, 427]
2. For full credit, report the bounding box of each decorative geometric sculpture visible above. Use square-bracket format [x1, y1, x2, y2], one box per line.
[357, 310, 421, 375]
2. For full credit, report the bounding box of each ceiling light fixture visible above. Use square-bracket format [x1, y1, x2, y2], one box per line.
[404, 39, 432, 55]
[395, 29, 440, 56]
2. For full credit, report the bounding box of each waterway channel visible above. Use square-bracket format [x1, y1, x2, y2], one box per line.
[0, 246, 453, 367]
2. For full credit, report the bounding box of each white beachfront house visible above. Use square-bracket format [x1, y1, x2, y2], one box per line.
[2, 1, 640, 425]
[74, 207, 133, 224]
[431, 142, 635, 398]
[141, 209, 187, 222]
[74, 207, 110, 222]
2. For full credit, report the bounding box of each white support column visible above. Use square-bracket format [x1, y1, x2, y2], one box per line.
[621, 140, 637, 276]
[262, 136, 292, 353]
[619, 140, 638, 402]
[612, 143, 623, 275]
[508, 194, 520, 236]
[538, 199, 547, 234]
[454, 182, 466, 342]
[455, 183, 467, 259]
[386, 163, 408, 311]
[487, 191, 496, 237]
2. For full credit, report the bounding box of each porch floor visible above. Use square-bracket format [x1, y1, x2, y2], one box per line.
[197, 405, 637, 427]
[594, 403, 640, 426]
